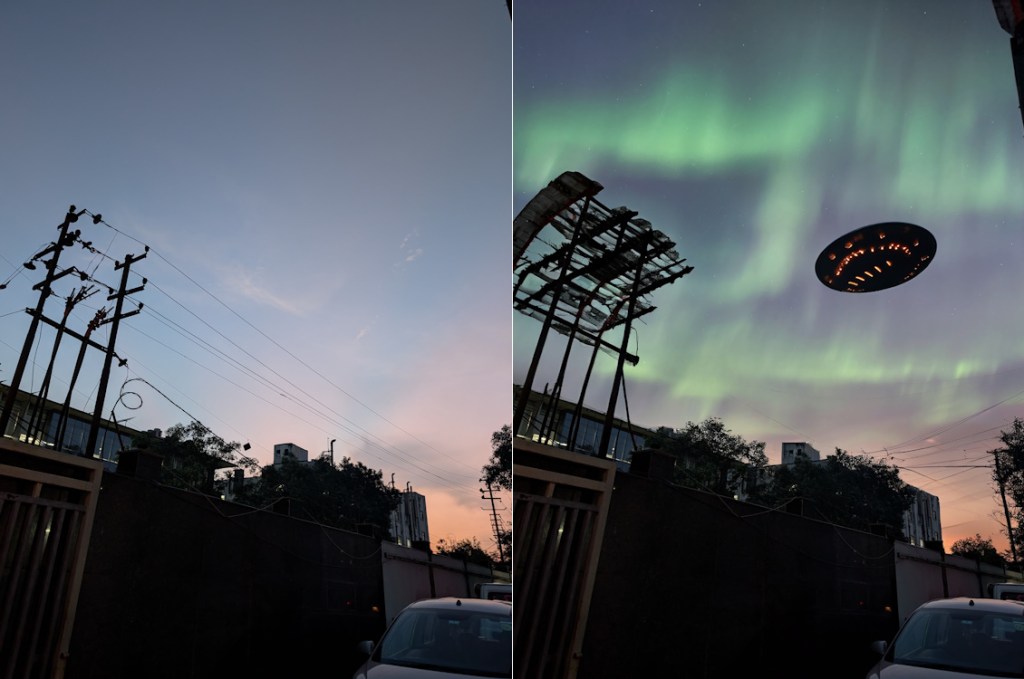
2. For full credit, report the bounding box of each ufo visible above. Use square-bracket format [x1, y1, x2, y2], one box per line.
[814, 222, 936, 293]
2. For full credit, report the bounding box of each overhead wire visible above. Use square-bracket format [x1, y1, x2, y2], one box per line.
[124, 261, 484, 485]
[84, 210, 480, 475]
[118, 302, 481, 491]
[3, 210, 487, 503]
[866, 386, 1024, 455]
[59, 212, 484, 496]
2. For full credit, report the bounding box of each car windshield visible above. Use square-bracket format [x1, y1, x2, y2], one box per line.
[890, 607, 1024, 677]
[376, 606, 512, 678]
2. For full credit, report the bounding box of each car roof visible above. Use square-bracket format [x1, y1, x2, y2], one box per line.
[917, 597, 1024, 615]
[404, 596, 512, 616]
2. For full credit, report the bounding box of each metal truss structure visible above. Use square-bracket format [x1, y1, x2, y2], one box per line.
[513, 171, 694, 458]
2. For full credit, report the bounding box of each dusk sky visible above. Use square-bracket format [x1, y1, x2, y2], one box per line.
[514, 0, 1024, 551]
[1, 1, 510, 550]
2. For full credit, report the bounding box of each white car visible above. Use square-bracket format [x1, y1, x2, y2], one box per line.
[866, 597, 1024, 678]
[353, 597, 512, 678]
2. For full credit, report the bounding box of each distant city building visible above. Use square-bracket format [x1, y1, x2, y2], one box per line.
[513, 385, 654, 470]
[781, 442, 820, 465]
[273, 442, 308, 465]
[903, 488, 942, 548]
[389, 486, 430, 548]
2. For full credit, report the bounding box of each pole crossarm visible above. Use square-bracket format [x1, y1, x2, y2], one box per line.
[26, 309, 123, 362]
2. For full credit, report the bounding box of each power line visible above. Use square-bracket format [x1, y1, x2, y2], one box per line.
[84, 210, 478, 473]
[3, 208, 489, 502]
[61, 213, 485, 493]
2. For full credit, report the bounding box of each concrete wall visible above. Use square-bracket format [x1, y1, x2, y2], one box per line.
[381, 542, 510, 624]
[66, 472, 386, 679]
[579, 473, 900, 679]
[894, 542, 1023, 623]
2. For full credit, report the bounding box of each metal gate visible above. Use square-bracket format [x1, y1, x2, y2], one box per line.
[0, 440, 102, 679]
[512, 439, 615, 679]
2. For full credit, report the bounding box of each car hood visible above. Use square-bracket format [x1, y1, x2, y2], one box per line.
[867, 659, 1003, 679]
[354, 659, 498, 679]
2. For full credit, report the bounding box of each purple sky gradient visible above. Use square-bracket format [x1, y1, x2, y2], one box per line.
[515, 0, 1024, 552]
[1, 0, 510, 550]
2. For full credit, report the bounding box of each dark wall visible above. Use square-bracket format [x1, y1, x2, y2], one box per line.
[579, 474, 900, 679]
[67, 473, 386, 679]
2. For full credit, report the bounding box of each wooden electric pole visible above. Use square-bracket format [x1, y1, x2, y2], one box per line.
[86, 248, 147, 458]
[481, 483, 507, 566]
[0, 206, 84, 438]
[994, 449, 1020, 567]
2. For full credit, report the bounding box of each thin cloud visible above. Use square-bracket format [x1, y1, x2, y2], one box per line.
[396, 231, 423, 267]
[224, 266, 306, 316]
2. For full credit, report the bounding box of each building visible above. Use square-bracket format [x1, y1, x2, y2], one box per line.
[515, 385, 944, 547]
[0, 384, 142, 470]
[389, 485, 430, 548]
[903, 488, 942, 548]
[273, 442, 308, 465]
[513, 385, 654, 470]
[781, 442, 820, 465]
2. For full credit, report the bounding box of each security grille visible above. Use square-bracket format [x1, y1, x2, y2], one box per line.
[0, 440, 102, 679]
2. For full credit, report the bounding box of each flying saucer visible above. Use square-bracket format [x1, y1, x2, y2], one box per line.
[814, 222, 936, 293]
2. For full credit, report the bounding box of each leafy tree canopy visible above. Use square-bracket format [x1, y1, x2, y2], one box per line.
[234, 456, 400, 536]
[135, 421, 257, 494]
[482, 424, 511, 492]
[436, 537, 498, 568]
[648, 417, 767, 496]
[748, 449, 915, 536]
[950, 534, 1006, 567]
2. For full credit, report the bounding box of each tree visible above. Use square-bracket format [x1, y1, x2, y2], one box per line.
[135, 421, 258, 495]
[748, 448, 915, 536]
[481, 425, 512, 569]
[436, 537, 497, 568]
[482, 424, 511, 492]
[234, 456, 401, 536]
[648, 417, 767, 496]
[495, 527, 511, 571]
[991, 417, 1024, 564]
[951, 534, 1006, 567]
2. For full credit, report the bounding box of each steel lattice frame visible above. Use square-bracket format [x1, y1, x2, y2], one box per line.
[513, 171, 693, 458]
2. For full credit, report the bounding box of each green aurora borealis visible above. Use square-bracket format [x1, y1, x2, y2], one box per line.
[514, 0, 1024, 543]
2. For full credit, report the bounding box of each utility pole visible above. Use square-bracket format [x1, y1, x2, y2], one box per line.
[481, 483, 507, 567]
[994, 448, 1020, 567]
[55, 307, 107, 452]
[0, 206, 84, 438]
[26, 286, 96, 443]
[86, 248, 147, 457]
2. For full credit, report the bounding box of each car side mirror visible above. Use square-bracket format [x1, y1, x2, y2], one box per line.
[869, 640, 887, 656]
[356, 640, 374, 656]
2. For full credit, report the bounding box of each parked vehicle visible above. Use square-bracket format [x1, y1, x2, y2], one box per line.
[990, 582, 1024, 602]
[866, 597, 1024, 678]
[353, 597, 512, 678]
[476, 582, 512, 602]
